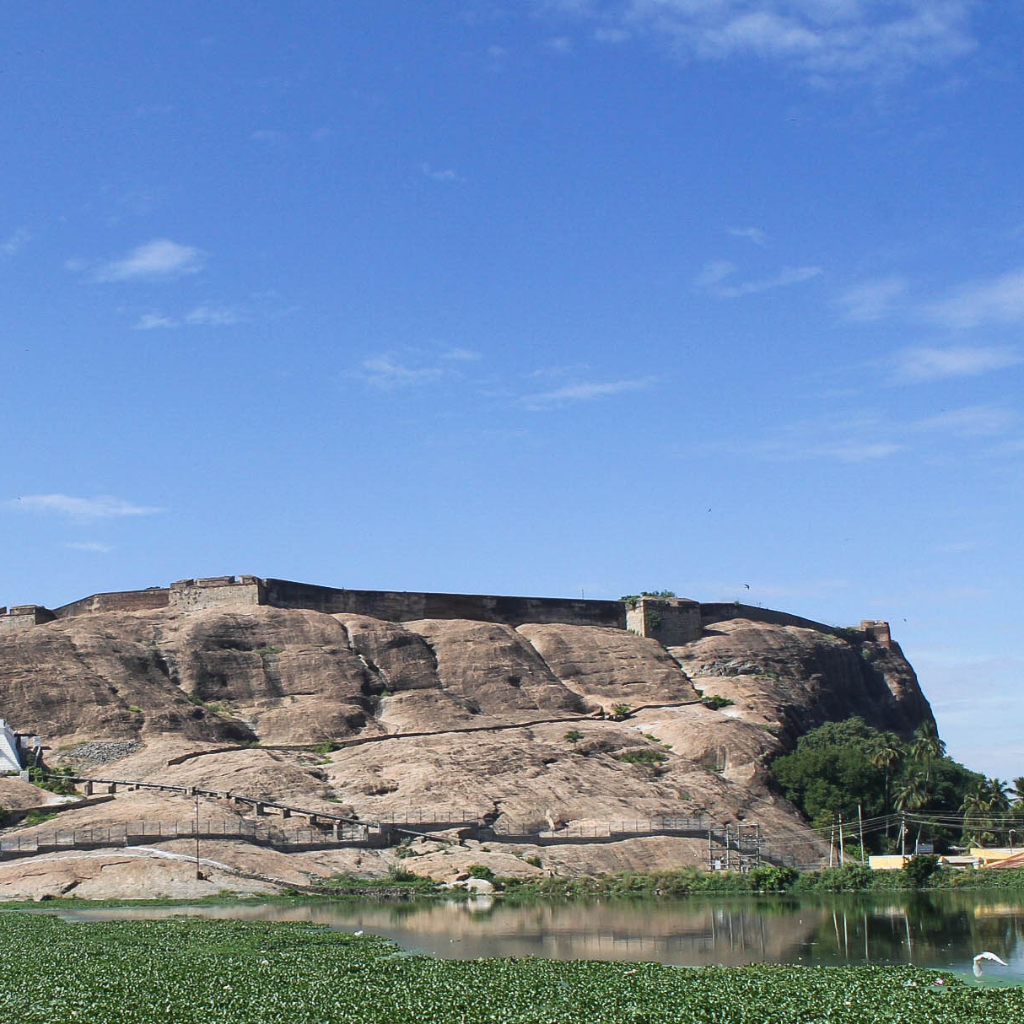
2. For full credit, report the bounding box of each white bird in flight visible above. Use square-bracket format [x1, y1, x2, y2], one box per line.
[973, 951, 1008, 976]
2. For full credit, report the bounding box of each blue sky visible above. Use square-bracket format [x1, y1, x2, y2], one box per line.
[2, 1, 1022, 778]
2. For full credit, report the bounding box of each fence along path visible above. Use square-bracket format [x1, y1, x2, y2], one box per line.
[12, 770, 787, 867]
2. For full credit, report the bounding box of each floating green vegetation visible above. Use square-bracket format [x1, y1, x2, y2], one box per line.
[0, 915, 1020, 1022]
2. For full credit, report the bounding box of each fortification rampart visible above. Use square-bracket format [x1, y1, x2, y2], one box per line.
[2, 577, 892, 649]
[0, 605, 55, 634]
[53, 588, 171, 619]
[261, 577, 626, 628]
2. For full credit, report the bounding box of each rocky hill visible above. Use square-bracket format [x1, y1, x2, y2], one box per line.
[0, 593, 934, 898]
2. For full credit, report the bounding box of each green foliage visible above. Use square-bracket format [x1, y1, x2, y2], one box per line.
[312, 739, 340, 755]
[902, 854, 940, 888]
[563, 730, 584, 745]
[524, 855, 542, 868]
[29, 766, 77, 796]
[771, 718, 982, 853]
[128, 705, 142, 713]
[610, 704, 632, 718]
[0, 915, 1022, 1022]
[620, 590, 676, 609]
[466, 864, 495, 881]
[22, 810, 58, 828]
[253, 646, 284, 656]
[701, 694, 735, 709]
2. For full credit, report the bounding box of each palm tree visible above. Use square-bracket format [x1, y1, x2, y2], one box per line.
[895, 772, 928, 812]
[960, 786, 988, 847]
[986, 778, 1011, 813]
[1010, 777, 1024, 809]
[910, 723, 944, 777]
[870, 733, 904, 827]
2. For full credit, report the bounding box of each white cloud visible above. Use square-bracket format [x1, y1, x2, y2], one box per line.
[133, 312, 178, 330]
[837, 277, 907, 322]
[805, 440, 903, 462]
[2, 494, 164, 517]
[95, 239, 204, 282]
[926, 266, 1024, 328]
[544, 35, 573, 52]
[441, 347, 482, 361]
[695, 261, 821, 298]
[913, 404, 1016, 438]
[360, 354, 444, 389]
[888, 344, 1020, 384]
[421, 163, 464, 183]
[0, 227, 30, 257]
[544, 1, 977, 83]
[522, 376, 653, 410]
[66, 541, 115, 553]
[184, 305, 241, 326]
[727, 226, 768, 246]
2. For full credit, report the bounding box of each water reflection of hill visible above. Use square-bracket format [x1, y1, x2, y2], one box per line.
[59, 892, 1024, 978]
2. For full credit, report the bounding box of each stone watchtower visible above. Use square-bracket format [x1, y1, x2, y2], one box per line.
[625, 596, 702, 646]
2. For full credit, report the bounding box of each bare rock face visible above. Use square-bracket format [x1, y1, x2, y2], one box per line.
[0, 600, 935, 885]
[515, 623, 698, 710]
[669, 618, 934, 742]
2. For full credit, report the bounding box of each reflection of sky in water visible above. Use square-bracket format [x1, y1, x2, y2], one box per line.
[46, 892, 1024, 984]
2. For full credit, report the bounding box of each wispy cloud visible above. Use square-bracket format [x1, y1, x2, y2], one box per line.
[0, 227, 30, 257]
[926, 266, 1024, 328]
[838, 277, 907, 322]
[420, 162, 464, 183]
[184, 305, 241, 326]
[359, 353, 444, 389]
[95, 239, 204, 282]
[521, 377, 653, 410]
[133, 312, 177, 330]
[695, 261, 821, 298]
[441, 347, 482, 361]
[747, 399, 1018, 464]
[66, 541, 115, 553]
[133, 305, 242, 329]
[2, 494, 164, 517]
[912, 404, 1016, 438]
[727, 226, 767, 246]
[544, 1, 977, 83]
[888, 344, 1020, 384]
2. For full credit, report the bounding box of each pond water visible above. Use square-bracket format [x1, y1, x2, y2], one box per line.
[49, 891, 1024, 984]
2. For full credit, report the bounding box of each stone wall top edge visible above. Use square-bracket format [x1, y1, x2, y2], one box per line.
[261, 577, 625, 608]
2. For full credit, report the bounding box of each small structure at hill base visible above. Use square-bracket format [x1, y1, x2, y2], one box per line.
[0, 718, 39, 773]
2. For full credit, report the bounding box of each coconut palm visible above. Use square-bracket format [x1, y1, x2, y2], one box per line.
[986, 778, 1011, 813]
[870, 732, 904, 826]
[910, 722, 944, 774]
[895, 772, 929, 812]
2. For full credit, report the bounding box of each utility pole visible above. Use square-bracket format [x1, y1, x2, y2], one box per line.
[858, 804, 866, 864]
[194, 791, 202, 880]
[838, 813, 845, 867]
[829, 820, 835, 868]
[900, 813, 906, 859]
[725, 824, 731, 870]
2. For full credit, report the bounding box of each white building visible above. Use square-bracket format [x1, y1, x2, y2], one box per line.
[0, 719, 23, 772]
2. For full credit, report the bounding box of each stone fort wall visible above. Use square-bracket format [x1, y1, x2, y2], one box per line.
[2, 576, 891, 648]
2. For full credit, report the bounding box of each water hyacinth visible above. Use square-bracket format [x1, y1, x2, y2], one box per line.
[0, 914, 1021, 1022]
